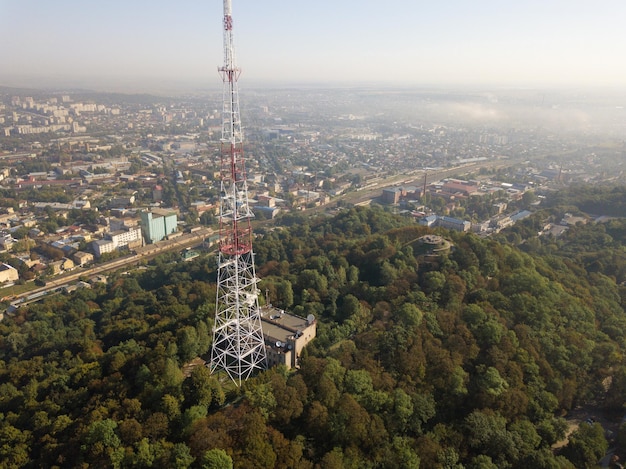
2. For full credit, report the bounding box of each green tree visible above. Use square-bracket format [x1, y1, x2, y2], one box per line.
[201, 448, 233, 469]
[134, 438, 156, 467]
[297, 269, 328, 298]
[275, 279, 294, 308]
[177, 326, 200, 362]
[396, 303, 423, 327]
[182, 365, 220, 408]
[170, 442, 195, 468]
[0, 423, 31, 469]
[468, 455, 498, 469]
[82, 419, 122, 466]
[339, 294, 362, 322]
[422, 271, 446, 296]
[244, 382, 277, 420]
[561, 422, 607, 469]
[463, 410, 517, 465]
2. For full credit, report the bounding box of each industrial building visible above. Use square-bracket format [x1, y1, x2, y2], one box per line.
[419, 215, 471, 232]
[140, 209, 178, 244]
[261, 306, 317, 370]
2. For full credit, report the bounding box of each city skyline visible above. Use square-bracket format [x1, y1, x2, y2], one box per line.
[1, 0, 626, 92]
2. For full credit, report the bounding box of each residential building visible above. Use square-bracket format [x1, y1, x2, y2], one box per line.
[72, 251, 94, 267]
[510, 210, 532, 223]
[49, 258, 75, 275]
[472, 220, 491, 233]
[108, 227, 143, 250]
[153, 185, 163, 202]
[92, 239, 115, 257]
[0, 234, 14, 251]
[109, 194, 136, 208]
[0, 263, 19, 283]
[91, 226, 142, 257]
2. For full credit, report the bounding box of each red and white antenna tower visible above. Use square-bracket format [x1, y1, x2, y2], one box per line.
[210, 0, 266, 385]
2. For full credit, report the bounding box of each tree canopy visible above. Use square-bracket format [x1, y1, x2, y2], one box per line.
[1, 189, 626, 468]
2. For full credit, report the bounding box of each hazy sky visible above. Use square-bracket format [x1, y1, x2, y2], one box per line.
[1, 0, 625, 91]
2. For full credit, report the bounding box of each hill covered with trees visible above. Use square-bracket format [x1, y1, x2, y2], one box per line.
[3, 186, 626, 468]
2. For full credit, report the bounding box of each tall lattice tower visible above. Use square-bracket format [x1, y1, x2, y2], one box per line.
[210, 0, 267, 385]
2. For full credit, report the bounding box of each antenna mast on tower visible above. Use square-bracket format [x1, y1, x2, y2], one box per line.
[210, 0, 266, 385]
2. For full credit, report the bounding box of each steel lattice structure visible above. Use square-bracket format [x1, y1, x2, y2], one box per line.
[210, 0, 266, 386]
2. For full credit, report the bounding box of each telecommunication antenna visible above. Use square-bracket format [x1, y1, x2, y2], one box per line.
[210, 0, 267, 386]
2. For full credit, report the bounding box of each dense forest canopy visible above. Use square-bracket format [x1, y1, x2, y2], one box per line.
[2, 186, 626, 468]
[545, 184, 626, 218]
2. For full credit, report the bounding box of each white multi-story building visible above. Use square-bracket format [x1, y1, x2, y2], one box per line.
[92, 226, 142, 257]
[109, 227, 142, 248]
[92, 239, 115, 257]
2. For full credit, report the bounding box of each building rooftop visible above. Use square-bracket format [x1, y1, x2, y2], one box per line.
[260, 306, 315, 344]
